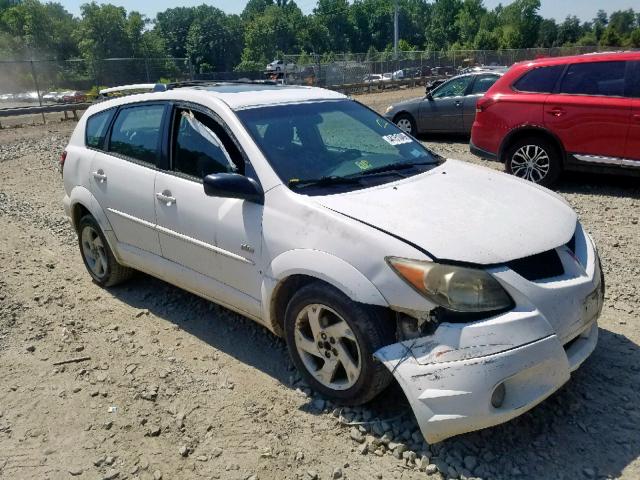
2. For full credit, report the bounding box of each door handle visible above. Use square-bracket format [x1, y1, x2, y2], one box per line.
[547, 108, 565, 117]
[155, 190, 176, 206]
[92, 169, 107, 183]
[455, 101, 462, 107]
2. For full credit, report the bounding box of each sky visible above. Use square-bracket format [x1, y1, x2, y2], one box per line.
[60, 0, 638, 23]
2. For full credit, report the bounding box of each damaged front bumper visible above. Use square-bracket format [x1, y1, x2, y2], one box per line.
[375, 228, 603, 443]
[375, 318, 597, 443]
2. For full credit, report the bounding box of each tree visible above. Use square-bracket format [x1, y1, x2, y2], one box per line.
[76, 2, 133, 60]
[1, 0, 78, 59]
[557, 16, 582, 45]
[474, 28, 499, 50]
[600, 25, 622, 47]
[498, 0, 541, 48]
[455, 0, 486, 49]
[537, 18, 557, 47]
[186, 6, 243, 72]
[155, 7, 197, 58]
[592, 10, 608, 41]
[313, 0, 352, 52]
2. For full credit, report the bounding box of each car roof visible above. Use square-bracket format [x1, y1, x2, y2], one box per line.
[87, 83, 348, 112]
[515, 51, 640, 68]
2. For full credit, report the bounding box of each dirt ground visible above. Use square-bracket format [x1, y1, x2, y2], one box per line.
[0, 88, 639, 480]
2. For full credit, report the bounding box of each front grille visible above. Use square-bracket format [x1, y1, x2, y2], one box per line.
[507, 249, 564, 281]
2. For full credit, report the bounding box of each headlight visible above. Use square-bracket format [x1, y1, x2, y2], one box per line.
[386, 257, 513, 313]
[384, 105, 393, 114]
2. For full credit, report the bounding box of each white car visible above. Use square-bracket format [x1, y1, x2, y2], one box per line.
[61, 82, 603, 443]
[266, 59, 296, 72]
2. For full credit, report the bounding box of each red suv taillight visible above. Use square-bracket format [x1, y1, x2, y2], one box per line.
[59, 150, 67, 175]
[476, 96, 497, 113]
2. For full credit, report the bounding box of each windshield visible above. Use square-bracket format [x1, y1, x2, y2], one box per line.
[236, 100, 441, 193]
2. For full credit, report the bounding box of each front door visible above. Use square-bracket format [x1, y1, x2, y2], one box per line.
[154, 105, 263, 302]
[90, 103, 167, 256]
[419, 75, 473, 133]
[545, 60, 631, 160]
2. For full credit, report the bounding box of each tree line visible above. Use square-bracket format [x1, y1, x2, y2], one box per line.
[1, 0, 639, 73]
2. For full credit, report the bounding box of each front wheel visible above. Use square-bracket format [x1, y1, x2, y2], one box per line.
[504, 137, 562, 187]
[284, 283, 394, 405]
[394, 113, 417, 136]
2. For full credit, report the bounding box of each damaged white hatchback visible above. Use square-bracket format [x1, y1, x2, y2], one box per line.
[62, 83, 604, 443]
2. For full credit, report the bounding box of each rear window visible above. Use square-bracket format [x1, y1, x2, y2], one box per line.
[559, 61, 626, 97]
[85, 109, 114, 149]
[470, 74, 500, 95]
[108, 104, 165, 165]
[513, 65, 564, 93]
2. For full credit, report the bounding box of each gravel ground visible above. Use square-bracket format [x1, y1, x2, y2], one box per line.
[0, 89, 639, 480]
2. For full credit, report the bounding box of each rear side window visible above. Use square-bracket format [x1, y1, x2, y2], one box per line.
[513, 65, 564, 93]
[470, 74, 500, 95]
[109, 104, 165, 165]
[559, 61, 626, 97]
[85, 109, 114, 149]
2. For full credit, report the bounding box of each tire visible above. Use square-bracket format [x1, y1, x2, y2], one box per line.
[504, 136, 562, 187]
[78, 215, 133, 287]
[394, 113, 417, 136]
[284, 282, 395, 405]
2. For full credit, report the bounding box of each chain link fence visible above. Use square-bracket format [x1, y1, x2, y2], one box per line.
[282, 46, 629, 89]
[0, 57, 193, 110]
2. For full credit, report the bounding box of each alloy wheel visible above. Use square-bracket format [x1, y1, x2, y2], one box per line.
[293, 303, 362, 391]
[81, 225, 108, 279]
[510, 144, 550, 183]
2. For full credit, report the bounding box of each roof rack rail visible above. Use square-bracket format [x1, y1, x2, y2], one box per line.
[153, 79, 279, 91]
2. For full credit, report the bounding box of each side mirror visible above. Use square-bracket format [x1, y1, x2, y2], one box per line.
[426, 91, 434, 100]
[203, 173, 264, 204]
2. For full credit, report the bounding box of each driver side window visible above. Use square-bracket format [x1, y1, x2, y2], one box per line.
[172, 108, 243, 179]
[432, 76, 473, 99]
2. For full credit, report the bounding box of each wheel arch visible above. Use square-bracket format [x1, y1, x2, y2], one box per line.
[261, 250, 389, 337]
[498, 125, 566, 165]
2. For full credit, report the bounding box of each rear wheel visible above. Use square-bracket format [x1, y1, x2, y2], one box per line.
[78, 215, 133, 287]
[284, 282, 394, 405]
[504, 136, 561, 187]
[394, 113, 417, 136]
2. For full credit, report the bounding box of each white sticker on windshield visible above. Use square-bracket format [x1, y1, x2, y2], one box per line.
[382, 133, 412, 146]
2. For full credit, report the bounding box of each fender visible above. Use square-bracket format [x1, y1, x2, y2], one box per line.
[498, 124, 566, 163]
[67, 186, 122, 263]
[261, 249, 389, 333]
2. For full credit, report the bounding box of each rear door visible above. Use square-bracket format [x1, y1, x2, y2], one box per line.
[90, 102, 168, 256]
[419, 75, 474, 133]
[545, 60, 631, 160]
[625, 61, 640, 162]
[462, 73, 501, 132]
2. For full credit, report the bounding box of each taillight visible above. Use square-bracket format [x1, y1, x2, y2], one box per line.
[59, 150, 67, 175]
[476, 96, 497, 113]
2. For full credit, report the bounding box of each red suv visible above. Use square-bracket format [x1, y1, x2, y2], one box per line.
[470, 52, 640, 186]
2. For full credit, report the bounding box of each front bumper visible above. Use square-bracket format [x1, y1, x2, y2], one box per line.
[374, 225, 603, 443]
[375, 319, 597, 443]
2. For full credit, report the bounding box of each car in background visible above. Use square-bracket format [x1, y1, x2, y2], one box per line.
[363, 74, 383, 84]
[266, 59, 296, 73]
[43, 91, 60, 103]
[470, 51, 640, 187]
[61, 91, 87, 103]
[383, 68, 506, 136]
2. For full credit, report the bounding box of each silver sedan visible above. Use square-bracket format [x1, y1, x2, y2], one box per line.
[383, 70, 505, 135]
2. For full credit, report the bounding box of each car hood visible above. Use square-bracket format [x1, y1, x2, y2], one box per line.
[313, 160, 577, 265]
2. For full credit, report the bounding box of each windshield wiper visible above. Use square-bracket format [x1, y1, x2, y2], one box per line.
[351, 161, 436, 178]
[288, 175, 362, 189]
